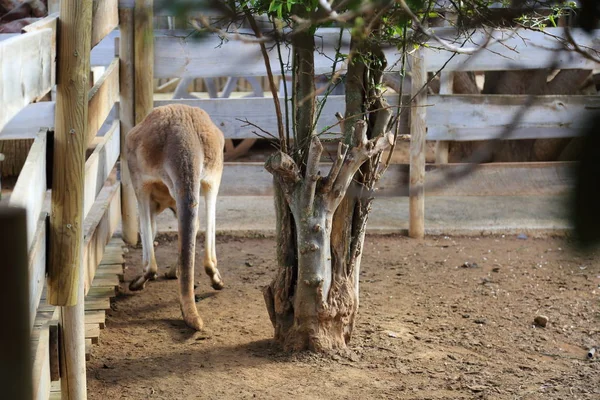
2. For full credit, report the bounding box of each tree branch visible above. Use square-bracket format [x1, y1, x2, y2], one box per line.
[322, 142, 349, 194]
[301, 136, 324, 215]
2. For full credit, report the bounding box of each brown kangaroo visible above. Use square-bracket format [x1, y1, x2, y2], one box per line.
[125, 104, 225, 331]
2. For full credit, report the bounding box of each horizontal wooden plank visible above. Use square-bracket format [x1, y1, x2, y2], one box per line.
[85, 310, 106, 329]
[0, 101, 54, 139]
[426, 94, 600, 141]
[84, 120, 120, 218]
[85, 297, 111, 311]
[87, 286, 117, 298]
[4, 93, 596, 143]
[83, 180, 122, 295]
[22, 13, 58, 92]
[8, 130, 47, 248]
[92, 0, 118, 49]
[152, 27, 600, 79]
[219, 161, 576, 197]
[87, 57, 120, 145]
[85, 323, 101, 344]
[0, 29, 53, 132]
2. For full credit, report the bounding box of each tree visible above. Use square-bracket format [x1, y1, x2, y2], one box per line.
[157, 0, 598, 352]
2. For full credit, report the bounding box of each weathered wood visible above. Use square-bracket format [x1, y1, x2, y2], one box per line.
[31, 324, 50, 400]
[87, 285, 117, 298]
[85, 323, 100, 344]
[85, 310, 106, 329]
[6, 94, 599, 141]
[8, 130, 47, 249]
[22, 13, 58, 91]
[26, 213, 48, 332]
[83, 180, 122, 295]
[435, 71, 453, 164]
[92, 0, 118, 49]
[50, 1, 93, 399]
[425, 94, 600, 141]
[119, 7, 139, 245]
[87, 57, 119, 145]
[152, 27, 600, 79]
[85, 297, 111, 311]
[409, 49, 427, 239]
[0, 207, 33, 400]
[84, 120, 120, 218]
[134, 0, 154, 124]
[0, 29, 52, 132]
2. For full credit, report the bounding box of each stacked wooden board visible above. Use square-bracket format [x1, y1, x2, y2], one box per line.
[32, 235, 126, 400]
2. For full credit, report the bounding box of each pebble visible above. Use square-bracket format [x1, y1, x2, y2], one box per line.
[517, 233, 528, 240]
[534, 315, 549, 328]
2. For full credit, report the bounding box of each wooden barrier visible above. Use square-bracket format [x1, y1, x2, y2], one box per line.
[48, 2, 93, 400]
[87, 58, 119, 145]
[7, 93, 600, 141]
[0, 29, 53, 131]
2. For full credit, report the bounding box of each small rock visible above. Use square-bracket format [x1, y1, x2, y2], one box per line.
[385, 330, 399, 338]
[194, 294, 201, 303]
[517, 233, 528, 240]
[102, 363, 114, 369]
[460, 262, 479, 269]
[245, 261, 254, 267]
[474, 318, 487, 325]
[153, 241, 159, 247]
[492, 267, 500, 273]
[462, 314, 470, 319]
[534, 315, 549, 328]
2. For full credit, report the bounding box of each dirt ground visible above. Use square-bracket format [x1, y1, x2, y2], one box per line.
[86, 233, 600, 400]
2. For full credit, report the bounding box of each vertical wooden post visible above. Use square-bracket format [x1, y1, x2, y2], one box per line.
[48, 0, 92, 398]
[409, 48, 427, 239]
[118, 6, 139, 245]
[0, 207, 33, 400]
[434, 71, 453, 164]
[134, 0, 154, 126]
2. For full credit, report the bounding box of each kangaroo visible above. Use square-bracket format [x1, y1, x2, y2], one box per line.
[125, 103, 225, 331]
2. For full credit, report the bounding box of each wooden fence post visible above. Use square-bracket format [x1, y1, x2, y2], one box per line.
[409, 48, 427, 239]
[0, 206, 33, 400]
[118, 5, 139, 245]
[48, 0, 93, 398]
[134, 0, 154, 126]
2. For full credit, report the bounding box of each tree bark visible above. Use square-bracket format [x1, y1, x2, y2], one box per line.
[263, 28, 393, 351]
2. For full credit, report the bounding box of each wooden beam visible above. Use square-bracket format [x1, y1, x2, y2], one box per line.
[22, 13, 59, 92]
[84, 120, 120, 218]
[409, 49, 427, 239]
[92, 0, 118, 49]
[87, 57, 119, 145]
[31, 324, 50, 400]
[49, 1, 93, 399]
[151, 27, 600, 79]
[119, 7, 139, 245]
[0, 29, 53, 132]
[434, 70, 453, 164]
[8, 129, 47, 249]
[83, 179, 122, 295]
[134, 0, 154, 125]
[6, 94, 598, 142]
[0, 206, 33, 400]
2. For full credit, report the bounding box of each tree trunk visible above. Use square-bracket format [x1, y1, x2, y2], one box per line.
[263, 27, 393, 352]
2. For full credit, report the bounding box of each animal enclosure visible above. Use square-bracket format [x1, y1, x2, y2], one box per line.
[0, 0, 599, 399]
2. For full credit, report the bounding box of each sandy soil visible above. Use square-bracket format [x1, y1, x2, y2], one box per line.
[87, 233, 600, 399]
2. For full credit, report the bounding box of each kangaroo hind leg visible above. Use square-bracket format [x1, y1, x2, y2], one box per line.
[202, 177, 223, 290]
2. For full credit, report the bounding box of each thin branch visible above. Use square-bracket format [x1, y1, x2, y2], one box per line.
[301, 136, 324, 215]
[243, 8, 288, 153]
[236, 118, 278, 140]
[189, 15, 272, 44]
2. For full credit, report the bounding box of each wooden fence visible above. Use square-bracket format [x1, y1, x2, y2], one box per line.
[0, 6, 598, 397]
[0, 1, 124, 398]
